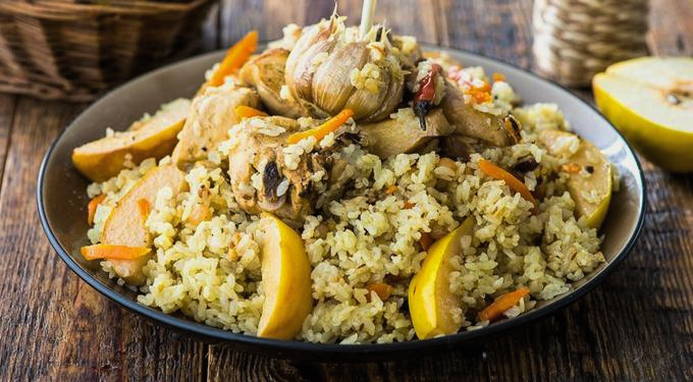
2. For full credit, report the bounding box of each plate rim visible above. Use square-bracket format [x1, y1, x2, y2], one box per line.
[36, 45, 647, 357]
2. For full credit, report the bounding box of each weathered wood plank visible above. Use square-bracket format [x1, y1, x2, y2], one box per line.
[647, 0, 693, 55]
[218, 0, 438, 49]
[334, 0, 440, 44]
[436, 0, 534, 69]
[219, 0, 313, 47]
[201, 1, 222, 51]
[0, 94, 16, 192]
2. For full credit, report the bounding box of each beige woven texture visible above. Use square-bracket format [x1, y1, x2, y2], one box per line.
[533, 0, 649, 87]
[0, 0, 216, 102]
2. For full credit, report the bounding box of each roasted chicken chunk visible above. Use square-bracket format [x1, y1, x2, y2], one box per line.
[359, 108, 453, 158]
[442, 80, 521, 146]
[172, 84, 260, 169]
[239, 48, 308, 118]
[224, 116, 341, 225]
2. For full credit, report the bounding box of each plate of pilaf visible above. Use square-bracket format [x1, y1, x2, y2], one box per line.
[38, 15, 645, 360]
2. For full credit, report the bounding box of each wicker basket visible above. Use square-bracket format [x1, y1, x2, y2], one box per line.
[533, 0, 649, 87]
[0, 0, 216, 102]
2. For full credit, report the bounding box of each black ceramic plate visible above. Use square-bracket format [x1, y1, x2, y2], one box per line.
[37, 46, 646, 361]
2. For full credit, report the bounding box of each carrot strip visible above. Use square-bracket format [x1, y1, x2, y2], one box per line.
[286, 109, 354, 144]
[137, 198, 151, 220]
[419, 232, 434, 251]
[478, 159, 537, 206]
[366, 282, 394, 301]
[492, 72, 506, 82]
[478, 287, 530, 322]
[187, 203, 210, 226]
[87, 194, 106, 225]
[385, 185, 398, 194]
[561, 163, 581, 174]
[207, 30, 258, 87]
[80, 244, 151, 261]
[403, 201, 415, 209]
[235, 105, 268, 119]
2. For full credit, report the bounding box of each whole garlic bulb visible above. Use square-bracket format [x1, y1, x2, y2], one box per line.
[285, 16, 415, 122]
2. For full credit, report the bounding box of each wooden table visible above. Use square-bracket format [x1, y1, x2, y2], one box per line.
[1, 0, 691, 380]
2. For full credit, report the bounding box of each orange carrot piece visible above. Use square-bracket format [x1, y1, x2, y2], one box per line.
[286, 109, 354, 144]
[87, 194, 106, 225]
[478, 82, 492, 92]
[80, 244, 151, 261]
[235, 105, 267, 119]
[471, 90, 492, 104]
[478, 159, 537, 206]
[187, 203, 210, 226]
[207, 30, 258, 87]
[137, 198, 151, 220]
[366, 282, 394, 301]
[492, 72, 506, 82]
[403, 201, 415, 209]
[385, 185, 398, 194]
[561, 163, 581, 174]
[419, 232, 434, 251]
[478, 287, 530, 322]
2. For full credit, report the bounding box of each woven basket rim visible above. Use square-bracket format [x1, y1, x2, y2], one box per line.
[1, 0, 210, 17]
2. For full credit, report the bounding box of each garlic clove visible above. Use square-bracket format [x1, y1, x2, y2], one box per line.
[345, 68, 390, 120]
[285, 22, 329, 77]
[364, 70, 404, 122]
[285, 22, 336, 103]
[292, 39, 336, 102]
[312, 43, 369, 115]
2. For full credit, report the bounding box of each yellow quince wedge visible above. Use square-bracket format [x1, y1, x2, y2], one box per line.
[538, 129, 613, 229]
[593, 57, 693, 172]
[257, 213, 313, 340]
[72, 98, 191, 182]
[408, 217, 474, 340]
[100, 165, 187, 285]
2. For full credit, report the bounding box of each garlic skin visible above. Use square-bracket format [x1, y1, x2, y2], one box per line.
[285, 17, 412, 122]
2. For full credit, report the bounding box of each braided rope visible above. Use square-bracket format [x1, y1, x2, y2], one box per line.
[532, 0, 649, 87]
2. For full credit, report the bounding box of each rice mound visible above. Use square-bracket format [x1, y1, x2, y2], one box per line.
[87, 70, 608, 344]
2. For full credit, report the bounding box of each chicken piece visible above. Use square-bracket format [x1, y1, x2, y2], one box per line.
[442, 80, 521, 146]
[440, 134, 473, 161]
[172, 84, 260, 169]
[225, 116, 338, 225]
[359, 108, 453, 158]
[239, 48, 308, 118]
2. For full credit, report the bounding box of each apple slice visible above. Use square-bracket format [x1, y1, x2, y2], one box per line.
[408, 217, 474, 340]
[593, 57, 693, 172]
[538, 129, 613, 229]
[257, 213, 313, 340]
[73, 98, 191, 182]
[99, 165, 187, 285]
